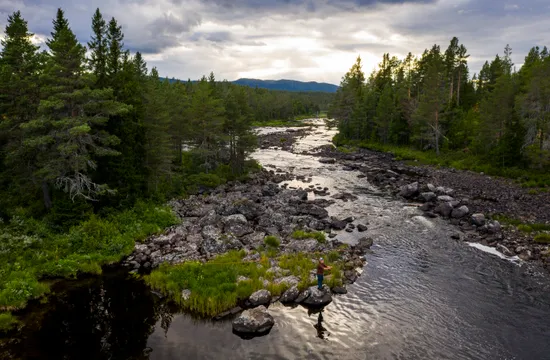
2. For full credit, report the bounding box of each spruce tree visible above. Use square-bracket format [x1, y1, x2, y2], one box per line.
[106, 17, 124, 86]
[88, 8, 108, 88]
[21, 9, 129, 208]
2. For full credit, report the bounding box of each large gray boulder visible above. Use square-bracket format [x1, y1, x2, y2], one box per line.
[302, 285, 333, 307]
[399, 182, 419, 199]
[248, 289, 271, 307]
[420, 192, 437, 203]
[232, 306, 274, 334]
[280, 285, 300, 303]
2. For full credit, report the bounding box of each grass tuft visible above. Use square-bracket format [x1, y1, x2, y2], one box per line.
[534, 233, 550, 243]
[291, 230, 326, 243]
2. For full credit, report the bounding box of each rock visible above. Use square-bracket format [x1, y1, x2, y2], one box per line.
[427, 183, 436, 192]
[345, 228, 353, 233]
[437, 195, 455, 202]
[344, 216, 355, 223]
[331, 286, 348, 294]
[232, 306, 274, 334]
[420, 192, 437, 203]
[266, 266, 286, 277]
[488, 221, 501, 234]
[419, 203, 433, 211]
[280, 285, 300, 303]
[451, 233, 461, 240]
[248, 289, 271, 307]
[399, 182, 419, 199]
[357, 224, 368, 232]
[319, 158, 336, 164]
[181, 289, 191, 301]
[302, 285, 333, 307]
[330, 219, 347, 230]
[497, 244, 513, 257]
[274, 276, 300, 287]
[519, 250, 533, 261]
[223, 214, 254, 237]
[451, 205, 469, 219]
[355, 237, 373, 251]
[295, 289, 310, 303]
[471, 213, 486, 227]
[434, 202, 453, 218]
[237, 276, 250, 283]
[344, 270, 358, 283]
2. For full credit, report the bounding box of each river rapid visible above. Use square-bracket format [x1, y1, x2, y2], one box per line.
[4, 120, 550, 360]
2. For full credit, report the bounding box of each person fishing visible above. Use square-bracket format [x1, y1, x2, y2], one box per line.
[316, 257, 332, 290]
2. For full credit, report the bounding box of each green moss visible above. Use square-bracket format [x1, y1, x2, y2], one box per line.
[292, 230, 326, 243]
[0, 312, 18, 332]
[534, 233, 550, 243]
[517, 224, 533, 233]
[264, 235, 280, 248]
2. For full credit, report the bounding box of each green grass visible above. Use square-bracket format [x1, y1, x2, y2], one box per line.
[492, 214, 523, 227]
[264, 235, 280, 248]
[145, 248, 345, 316]
[291, 230, 327, 243]
[333, 135, 550, 189]
[534, 233, 550, 243]
[0, 200, 178, 321]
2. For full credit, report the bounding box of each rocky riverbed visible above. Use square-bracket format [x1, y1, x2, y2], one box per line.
[303, 143, 550, 270]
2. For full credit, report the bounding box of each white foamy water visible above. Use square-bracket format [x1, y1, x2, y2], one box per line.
[467, 242, 521, 263]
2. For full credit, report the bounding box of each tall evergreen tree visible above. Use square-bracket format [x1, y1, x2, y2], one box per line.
[87, 8, 108, 88]
[106, 17, 124, 86]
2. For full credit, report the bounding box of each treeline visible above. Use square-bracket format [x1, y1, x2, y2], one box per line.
[329, 37, 550, 173]
[0, 8, 323, 224]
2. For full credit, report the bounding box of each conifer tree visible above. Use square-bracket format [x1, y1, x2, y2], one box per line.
[88, 8, 108, 88]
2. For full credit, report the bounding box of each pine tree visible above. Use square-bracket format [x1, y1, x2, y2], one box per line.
[143, 68, 172, 193]
[0, 11, 42, 207]
[88, 8, 108, 88]
[106, 17, 124, 86]
[21, 9, 129, 208]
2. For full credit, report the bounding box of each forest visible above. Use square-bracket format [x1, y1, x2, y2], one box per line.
[329, 38, 550, 187]
[0, 8, 331, 330]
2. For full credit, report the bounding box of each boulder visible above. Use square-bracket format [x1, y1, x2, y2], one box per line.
[232, 306, 274, 334]
[330, 219, 347, 230]
[420, 192, 437, 203]
[331, 286, 348, 294]
[434, 202, 453, 218]
[248, 289, 271, 307]
[471, 213, 486, 227]
[274, 276, 300, 287]
[399, 182, 419, 199]
[295, 289, 311, 303]
[280, 285, 300, 303]
[355, 237, 373, 252]
[302, 285, 333, 307]
[357, 224, 368, 232]
[487, 221, 501, 234]
[437, 195, 455, 202]
[451, 205, 469, 219]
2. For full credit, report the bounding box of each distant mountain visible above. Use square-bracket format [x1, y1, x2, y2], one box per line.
[159, 77, 339, 93]
[232, 78, 338, 93]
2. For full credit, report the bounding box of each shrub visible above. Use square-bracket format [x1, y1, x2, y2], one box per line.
[534, 233, 550, 243]
[517, 224, 533, 233]
[264, 235, 280, 248]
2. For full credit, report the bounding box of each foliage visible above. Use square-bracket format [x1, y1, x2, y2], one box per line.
[291, 230, 327, 243]
[264, 235, 280, 248]
[329, 37, 550, 178]
[534, 233, 550, 243]
[0, 312, 18, 333]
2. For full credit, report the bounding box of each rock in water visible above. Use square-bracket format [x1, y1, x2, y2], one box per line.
[248, 289, 271, 307]
[357, 224, 368, 232]
[280, 285, 300, 303]
[355, 237, 373, 252]
[331, 286, 348, 294]
[232, 306, 274, 334]
[302, 285, 333, 306]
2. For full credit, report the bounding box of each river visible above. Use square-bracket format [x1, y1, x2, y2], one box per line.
[4, 120, 550, 360]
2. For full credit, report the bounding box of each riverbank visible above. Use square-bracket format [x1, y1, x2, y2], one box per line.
[305, 142, 550, 271]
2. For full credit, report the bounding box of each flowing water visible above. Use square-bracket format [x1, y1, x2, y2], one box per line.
[4, 120, 550, 360]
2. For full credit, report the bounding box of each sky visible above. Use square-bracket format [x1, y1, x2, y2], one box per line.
[0, 0, 549, 85]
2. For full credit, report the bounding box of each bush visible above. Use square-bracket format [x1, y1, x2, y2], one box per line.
[264, 235, 280, 248]
[517, 224, 533, 233]
[534, 233, 550, 243]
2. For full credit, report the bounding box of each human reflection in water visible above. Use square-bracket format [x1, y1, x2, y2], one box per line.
[309, 308, 329, 340]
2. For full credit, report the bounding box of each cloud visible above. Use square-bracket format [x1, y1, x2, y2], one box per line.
[1, 0, 549, 84]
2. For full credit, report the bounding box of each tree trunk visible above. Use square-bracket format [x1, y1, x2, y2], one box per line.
[42, 181, 52, 210]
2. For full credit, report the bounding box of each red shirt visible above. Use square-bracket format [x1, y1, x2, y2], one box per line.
[317, 262, 328, 275]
